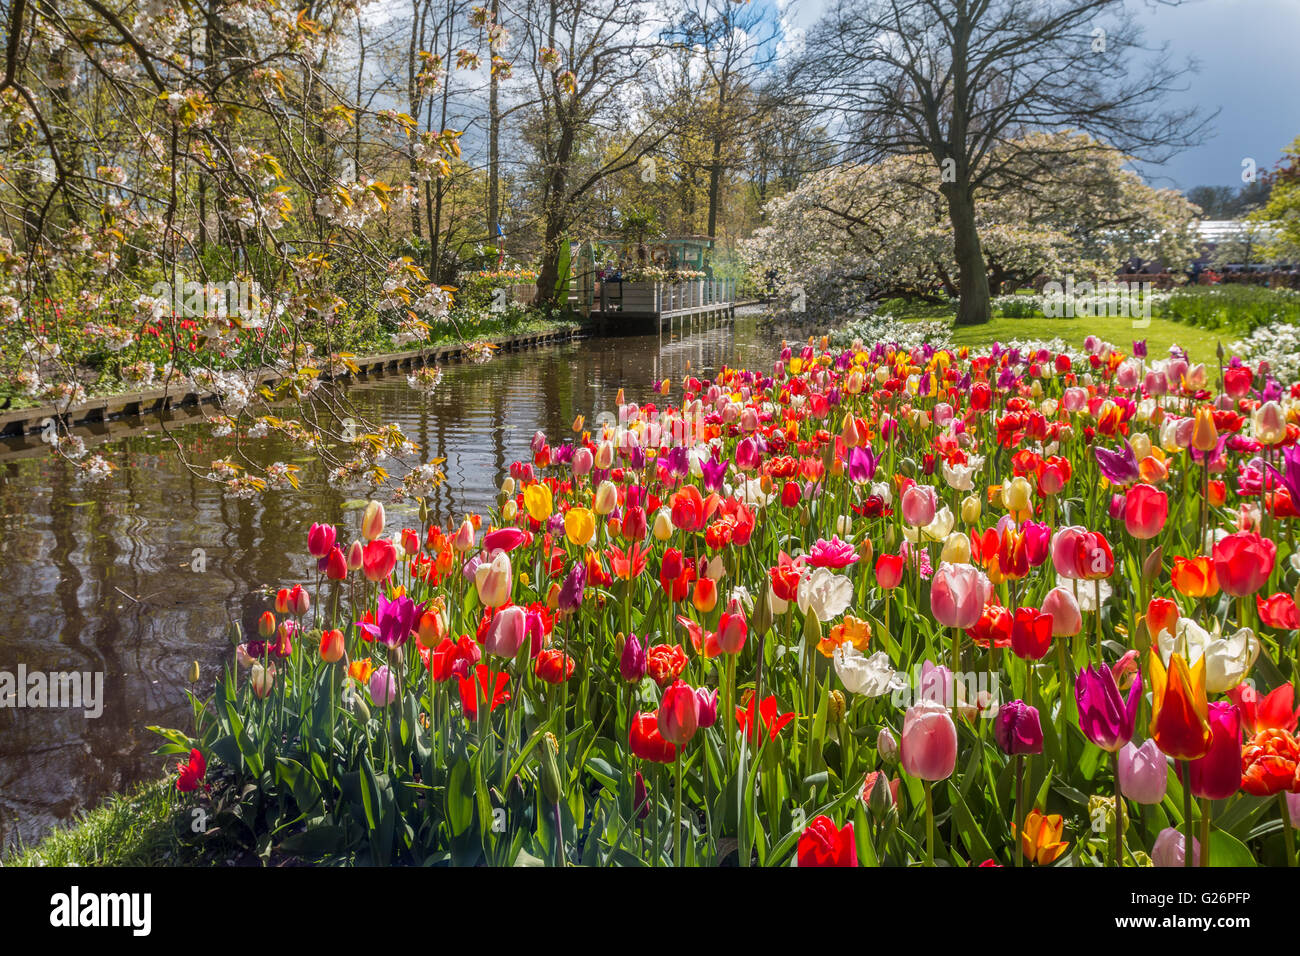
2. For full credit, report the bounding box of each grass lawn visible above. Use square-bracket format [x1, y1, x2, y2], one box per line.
[944, 315, 1232, 365]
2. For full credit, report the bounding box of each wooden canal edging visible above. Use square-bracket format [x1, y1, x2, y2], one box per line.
[0, 323, 592, 458]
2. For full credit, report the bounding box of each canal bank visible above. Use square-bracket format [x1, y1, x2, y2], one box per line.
[0, 306, 792, 854]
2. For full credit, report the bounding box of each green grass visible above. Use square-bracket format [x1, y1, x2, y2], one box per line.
[944, 314, 1231, 364]
[3, 781, 197, 867]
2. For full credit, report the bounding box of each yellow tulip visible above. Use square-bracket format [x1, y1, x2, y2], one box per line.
[564, 507, 595, 546]
[523, 482, 553, 522]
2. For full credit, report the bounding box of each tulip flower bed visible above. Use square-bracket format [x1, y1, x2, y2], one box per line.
[156, 336, 1300, 867]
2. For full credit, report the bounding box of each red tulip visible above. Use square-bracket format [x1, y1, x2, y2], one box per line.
[629, 710, 677, 763]
[1212, 532, 1276, 597]
[1226, 682, 1299, 735]
[1146, 597, 1180, 642]
[323, 544, 348, 581]
[362, 537, 398, 583]
[1124, 483, 1168, 539]
[875, 554, 904, 589]
[797, 815, 858, 867]
[658, 679, 700, 745]
[1256, 593, 1300, 630]
[1010, 607, 1053, 660]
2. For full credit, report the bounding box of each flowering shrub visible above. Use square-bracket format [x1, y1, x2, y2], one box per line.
[159, 333, 1300, 866]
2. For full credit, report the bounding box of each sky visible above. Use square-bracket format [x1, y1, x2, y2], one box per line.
[782, 0, 1300, 191]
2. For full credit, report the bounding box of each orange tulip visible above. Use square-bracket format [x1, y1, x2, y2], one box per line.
[1014, 809, 1070, 865]
[692, 576, 718, 614]
[1148, 650, 1213, 761]
[1170, 555, 1218, 599]
[1191, 406, 1219, 452]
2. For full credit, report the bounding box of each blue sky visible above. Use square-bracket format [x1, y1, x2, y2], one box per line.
[782, 0, 1300, 190]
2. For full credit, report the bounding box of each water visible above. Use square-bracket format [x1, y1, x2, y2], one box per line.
[0, 308, 801, 848]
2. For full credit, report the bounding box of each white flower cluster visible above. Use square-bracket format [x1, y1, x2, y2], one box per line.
[830, 314, 953, 352]
[1230, 322, 1300, 386]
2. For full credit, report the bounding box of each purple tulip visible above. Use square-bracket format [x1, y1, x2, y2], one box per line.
[1094, 439, 1139, 485]
[1075, 664, 1141, 752]
[354, 591, 425, 649]
[558, 562, 586, 612]
[848, 445, 877, 483]
[620, 633, 646, 682]
[994, 700, 1043, 756]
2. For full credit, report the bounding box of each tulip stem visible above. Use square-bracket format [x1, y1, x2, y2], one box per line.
[1182, 762, 1195, 867]
[1199, 797, 1211, 868]
[923, 779, 935, 867]
[674, 750, 684, 867]
[1112, 752, 1124, 868]
[1279, 793, 1296, 866]
[1014, 755, 1024, 868]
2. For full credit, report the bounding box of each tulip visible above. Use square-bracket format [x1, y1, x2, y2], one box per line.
[1185, 701, 1241, 800]
[1075, 664, 1141, 752]
[1148, 651, 1212, 761]
[1146, 597, 1180, 643]
[1002, 475, 1032, 513]
[369, 665, 398, 707]
[593, 479, 618, 515]
[361, 499, 385, 541]
[994, 700, 1043, 756]
[315, 628, 344, 663]
[1226, 681, 1298, 735]
[797, 816, 858, 867]
[658, 679, 700, 745]
[1018, 809, 1069, 865]
[629, 711, 676, 763]
[1117, 739, 1168, 804]
[308, 522, 337, 557]
[257, 611, 276, 639]
[564, 507, 596, 546]
[484, 604, 527, 659]
[716, 600, 747, 654]
[875, 553, 904, 589]
[323, 544, 348, 581]
[620, 633, 647, 682]
[346, 539, 364, 571]
[929, 562, 991, 629]
[652, 509, 673, 541]
[901, 484, 938, 527]
[558, 562, 586, 612]
[250, 662, 275, 699]
[523, 482, 553, 522]
[450, 518, 476, 552]
[1010, 607, 1053, 660]
[1156, 617, 1259, 694]
[474, 550, 513, 607]
[362, 537, 398, 582]
[1124, 483, 1167, 539]
[1212, 531, 1276, 597]
[1191, 406, 1218, 452]
[1040, 587, 1082, 637]
[899, 700, 958, 781]
[695, 687, 719, 728]
[1152, 827, 1200, 867]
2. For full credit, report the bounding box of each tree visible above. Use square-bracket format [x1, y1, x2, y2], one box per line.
[794, 0, 1205, 325]
[741, 132, 1199, 317]
[1250, 136, 1300, 264]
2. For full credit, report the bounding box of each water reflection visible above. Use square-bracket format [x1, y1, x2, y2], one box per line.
[0, 310, 799, 847]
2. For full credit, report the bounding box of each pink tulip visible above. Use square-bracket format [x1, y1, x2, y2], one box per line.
[929, 562, 991, 629]
[901, 485, 938, 527]
[308, 522, 337, 558]
[369, 665, 397, 707]
[1117, 739, 1167, 805]
[484, 604, 527, 659]
[571, 446, 594, 478]
[900, 700, 958, 781]
[1040, 587, 1082, 637]
[1050, 526, 1088, 579]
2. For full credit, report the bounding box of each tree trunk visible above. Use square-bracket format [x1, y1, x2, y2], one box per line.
[942, 182, 991, 325]
[705, 136, 723, 238]
[487, 0, 500, 247]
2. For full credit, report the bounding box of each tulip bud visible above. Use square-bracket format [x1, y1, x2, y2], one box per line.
[828, 689, 846, 723]
[1142, 544, 1163, 583]
[346, 539, 364, 571]
[652, 509, 673, 541]
[361, 499, 386, 542]
[186, 661, 200, 683]
[539, 732, 563, 805]
[751, 583, 773, 637]
[877, 727, 899, 764]
[802, 609, 823, 648]
[960, 494, 981, 525]
[229, 621, 243, 647]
